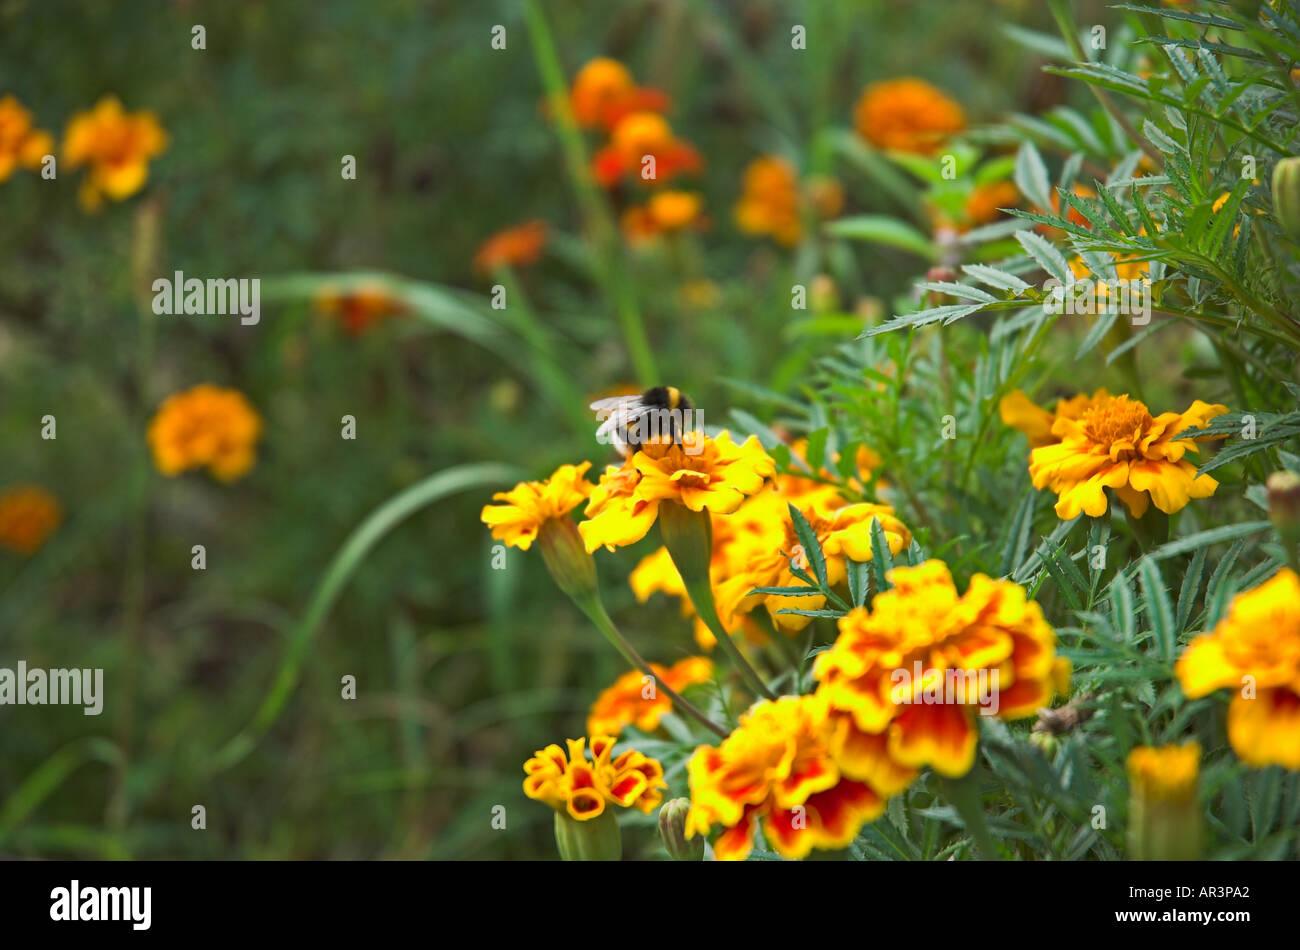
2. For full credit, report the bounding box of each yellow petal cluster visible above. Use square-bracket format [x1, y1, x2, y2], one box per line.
[523, 736, 667, 821]
[1176, 569, 1300, 770]
[480, 462, 593, 551]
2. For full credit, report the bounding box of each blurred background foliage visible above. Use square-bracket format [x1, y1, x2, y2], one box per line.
[0, 0, 1222, 860]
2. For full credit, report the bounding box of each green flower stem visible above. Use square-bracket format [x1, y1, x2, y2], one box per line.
[554, 808, 622, 861]
[658, 503, 777, 702]
[522, 0, 658, 387]
[569, 592, 728, 740]
[941, 769, 1002, 860]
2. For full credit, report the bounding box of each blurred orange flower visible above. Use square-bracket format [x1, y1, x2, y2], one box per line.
[621, 190, 704, 242]
[472, 219, 548, 275]
[592, 112, 702, 188]
[569, 57, 670, 131]
[962, 180, 1020, 228]
[147, 384, 262, 482]
[0, 94, 54, 183]
[63, 96, 167, 211]
[734, 156, 803, 246]
[0, 485, 61, 555]
[316, 286, 407, 335]
[853, 78, 965, 155]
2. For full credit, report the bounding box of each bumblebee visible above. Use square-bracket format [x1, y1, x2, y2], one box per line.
[590, 386, 695, 458]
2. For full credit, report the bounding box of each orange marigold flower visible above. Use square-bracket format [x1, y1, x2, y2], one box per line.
[716, 497, 911, 634]
[1027, 393, 1228, 519]
[524, 735, 667, 821]
[472, 219, 548, 275]
[569, 57, 670, 131]
[147, 384, 262, 482]
[813, 560, 1069, 779]
[685, 693, 887, 860]
[734, 156, 803, 246]
[587, 656, 714, 737]
[963, 180, 1020, 228]
[591, 111, 702, 188]
[480, 462, 592, 551]
[1176, 568, 1300, 770]
[0, 485, 62, 555]
[315, 285, 407, 335]
[1044, 182, 1098, 231]
[621, 190, 704, 243]
[579, 431, 775, 552]
[1000, 388, 1112, 449]
[0, 94, 54, 183]
[62, 96, 167, 211]
[853, 78, 965, 155]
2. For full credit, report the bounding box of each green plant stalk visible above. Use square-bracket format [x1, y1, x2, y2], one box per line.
[206, 463, 524, 774]
[569, 591, 727, 739]
[658, 503, 777, 701]
[942, 769, 1002, 860]
[492, 266, 592, 436]
[522, 0, 658, 387]
[1046, 0, 1163, 171]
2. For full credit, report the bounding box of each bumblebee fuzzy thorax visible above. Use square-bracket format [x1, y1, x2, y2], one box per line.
[589, 386, 696, 458]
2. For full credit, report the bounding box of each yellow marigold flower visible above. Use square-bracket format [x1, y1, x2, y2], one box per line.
[853, 78, 965, 155]
[523, 735, 667, 821]
[568, 57, 669, 131]
[716, 499, 912, 633]
[480, 462, 592, 551]
[814, 560, 1067, 778]
[0, 485, 61, 555]
[0, 94, 54, 183]
[685, 693, 886, 860]
[579, 432, 775, 553]
[472, 219, 548, 275]
[587, 656, 714, 737]
[1176, 569, 1300, 770]
[1027, 393, 1228, 519]
[734, 156, 803, 246]
[1068, 251, 1149, 287]
[621, 190, 704, 243]
[315, 285, 407, 335]
[1000, 388, 1112, 449]
[147, 384, 262, 482]
[62, 96, 167, 211]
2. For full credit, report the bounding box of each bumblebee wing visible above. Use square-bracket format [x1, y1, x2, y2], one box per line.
[589, 395, 644, 412]
[595, 404, 653, 440]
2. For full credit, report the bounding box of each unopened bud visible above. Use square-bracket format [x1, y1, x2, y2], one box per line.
[537, 516, 599, 601]
[658, 798, 704, 861]
[1268, 470, 1300, 533]
[1271, 157, 1300, 240]
[1127, 743, 1201, 861]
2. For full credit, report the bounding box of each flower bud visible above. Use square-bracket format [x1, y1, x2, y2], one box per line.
[537, 516, 599, 601]
[553, 807, 622, 861]
[1127, 743, 1201, 861]
[658, 798, 704, 861]
[1268, 470, 1300, 535]
[1271, 156, 1300, 240]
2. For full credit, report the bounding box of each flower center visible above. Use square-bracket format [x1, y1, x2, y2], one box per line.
[1080, 394, 1150, 447]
